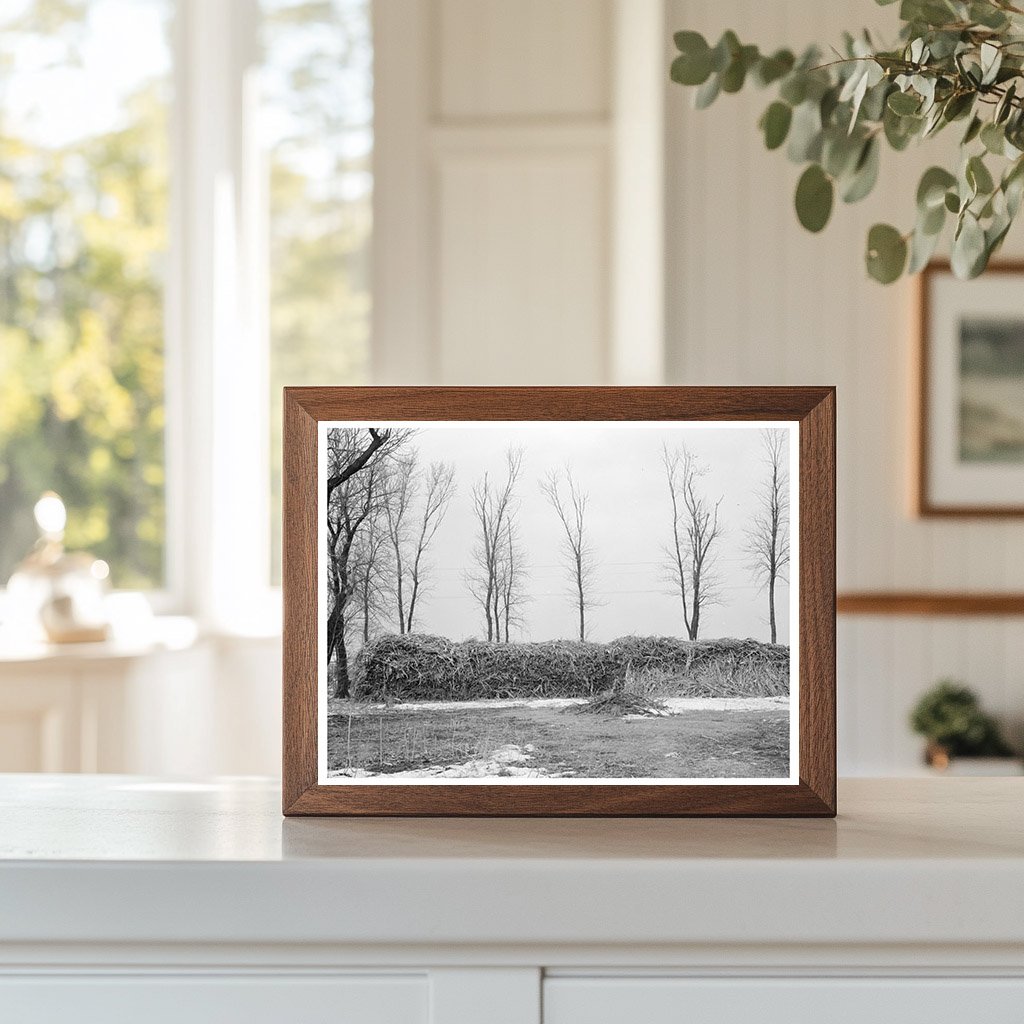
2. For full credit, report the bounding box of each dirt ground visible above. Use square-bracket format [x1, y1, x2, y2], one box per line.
[326, 701, 790, 780]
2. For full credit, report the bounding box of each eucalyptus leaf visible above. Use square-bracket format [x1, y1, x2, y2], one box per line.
[779, 74, 807, 106]
[921, 200, 946, 234]
[884, 106, 921, 150]
[710, 31, 740, 73]
[860, 79, 892, 122]
[967, 154, 995, 195]
[922, 104, 945, 137]
[942, 92, 974, 122]
[822, 129, 863, 178]
[760, 101, 793, 150]
[917, 166, 957, 210]
[996, 82, 1017, 124]
[721, 45, 758, 93]
[754, 49, 795, 87]
[980, 42, 1003, 86]
[787, 101, 823, 162]
[671, 52, 711, 87]
[962, 115, 983, 145]
[952, 211, 987, 278]
[981, 121, 1006, 155]
[795, 164, 834, 232]
[970, 2, 1009, 29]
[908, 221, 942, 273]
[694, 73, 721, 109]
[842, 137, 881, 203]
[820, 85, 841, 126]
[866, 223, 908, 283]
[888, 90, 921, 115]
[1004, 158, 1024, 216]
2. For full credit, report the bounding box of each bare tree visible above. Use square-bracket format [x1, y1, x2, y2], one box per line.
[325, 427, 412, 697]
[382, 457, 415, 634]
[467, 448, 523, 641]
[541, 467, 597, 642]
[662, 444, 723, 641]
[745, 429, 790, 644]
[384, 456, 456, 633]
[495, 517, 529, 642]
[325, 427, 409, 501]
[350, 511, 394, 647]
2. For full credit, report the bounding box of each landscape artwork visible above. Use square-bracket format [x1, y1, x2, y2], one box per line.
[959, 317, 1024, 463]
[317, 421, 798, 786]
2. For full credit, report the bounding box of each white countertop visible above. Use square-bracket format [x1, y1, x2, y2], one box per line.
[1, 775, 1022, 951]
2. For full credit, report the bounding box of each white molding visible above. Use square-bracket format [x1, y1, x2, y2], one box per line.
[610, 0, 666, 385]
[371, 0, 437, 385]
[430, 122, 610, 155]
[175, 0, 267, 629]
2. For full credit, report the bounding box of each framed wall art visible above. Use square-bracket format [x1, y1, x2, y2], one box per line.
[917, 261, 1024, 517]
[282, 387, 836, 816]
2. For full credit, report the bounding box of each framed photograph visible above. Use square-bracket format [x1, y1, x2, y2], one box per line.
[917, 261, 1024, 516]
[283, 387, 835, 816]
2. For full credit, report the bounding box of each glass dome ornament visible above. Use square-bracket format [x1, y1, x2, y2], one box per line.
[5, 492, 111, 644]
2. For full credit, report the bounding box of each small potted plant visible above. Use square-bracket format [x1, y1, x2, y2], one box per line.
[910, 680, 1020, 774]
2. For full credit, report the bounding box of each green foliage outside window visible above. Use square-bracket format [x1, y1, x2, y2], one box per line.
[0, 0, 373, 591]
[0, 0, 170, 587]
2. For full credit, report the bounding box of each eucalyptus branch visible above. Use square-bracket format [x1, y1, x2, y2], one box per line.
[671, 0, 1024, 282]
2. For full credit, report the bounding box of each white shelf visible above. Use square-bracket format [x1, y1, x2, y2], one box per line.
[1, 776, 1022, 952]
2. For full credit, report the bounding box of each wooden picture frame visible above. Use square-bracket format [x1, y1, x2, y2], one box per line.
[917, 260, 1024, 517]
[283, 387, 836, 817]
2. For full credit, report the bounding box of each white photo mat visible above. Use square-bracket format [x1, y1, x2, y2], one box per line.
[316, 420, 800, 787]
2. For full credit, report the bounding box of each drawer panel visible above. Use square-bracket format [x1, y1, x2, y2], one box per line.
[544, 977, 1024, 1024]
[0, 974, 427, 1024]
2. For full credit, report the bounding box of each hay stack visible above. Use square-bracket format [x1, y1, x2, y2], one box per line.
[355, 633, 789, 702]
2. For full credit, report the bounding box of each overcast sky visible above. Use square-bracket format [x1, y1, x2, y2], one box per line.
[329, 423, 795, 645]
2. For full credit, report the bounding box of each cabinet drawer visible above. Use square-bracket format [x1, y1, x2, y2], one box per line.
[0, 974, 427, 1024]
[544, 977, 1024, 1024]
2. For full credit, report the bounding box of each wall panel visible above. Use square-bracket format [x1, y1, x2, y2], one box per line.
[436, 150, 608, 384]
[438, 0, 611, 120]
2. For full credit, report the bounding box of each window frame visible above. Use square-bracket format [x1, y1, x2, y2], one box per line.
[165, 0, 280, 632]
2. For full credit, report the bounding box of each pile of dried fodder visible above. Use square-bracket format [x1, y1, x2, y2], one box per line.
[355, 633, 789, 703]
[605, 636, 789, 698]
[356, 634, 614, 702]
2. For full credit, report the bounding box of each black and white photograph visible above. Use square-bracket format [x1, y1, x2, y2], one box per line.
[317, 421, 798, 785]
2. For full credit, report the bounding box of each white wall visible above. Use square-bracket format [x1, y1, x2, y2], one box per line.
[665, 0, 1024, 772]
[373, 0, 665, 386]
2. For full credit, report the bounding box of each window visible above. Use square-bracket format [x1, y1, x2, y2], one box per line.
[0, 0, 172, 589]
[0, 0, 374, 613]
[262, 0, 373, 580]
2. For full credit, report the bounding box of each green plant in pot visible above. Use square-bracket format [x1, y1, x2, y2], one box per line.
[909, 680, 1016, 767]
[670, 0, 1024, 283]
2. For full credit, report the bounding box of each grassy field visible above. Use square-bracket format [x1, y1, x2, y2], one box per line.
[326, 703, 789, 779]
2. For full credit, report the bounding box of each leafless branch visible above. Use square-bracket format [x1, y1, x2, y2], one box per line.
[744, 429, 790, 644]
[540, 465, 598, 642]
[661, 443, 723, 641]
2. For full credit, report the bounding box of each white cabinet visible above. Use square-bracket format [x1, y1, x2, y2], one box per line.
[0, 975, 428, 1024]
[1, 778, 1022, 1023]
[544, 977, 1024, 1024]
